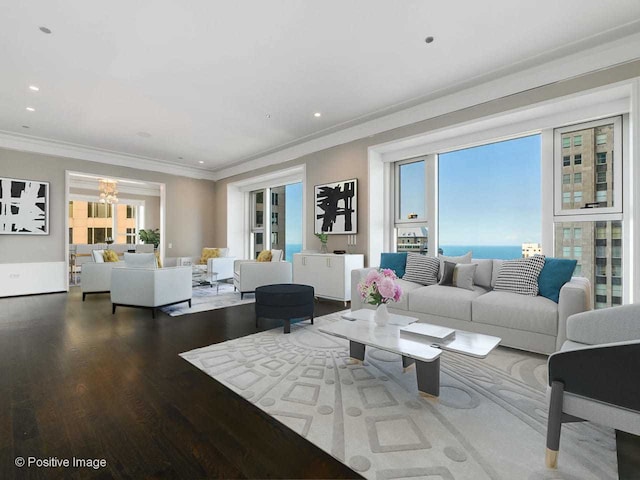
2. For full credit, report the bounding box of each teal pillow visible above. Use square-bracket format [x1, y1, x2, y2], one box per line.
[538, 258, 577, 303]
[380, 252, 408, 278]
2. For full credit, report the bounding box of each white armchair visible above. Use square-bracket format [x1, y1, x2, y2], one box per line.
[81, 262, 121, 300]
[233, 251, 292, 299]
[197, 247, 236, 281]
[111, 266, 192, 318]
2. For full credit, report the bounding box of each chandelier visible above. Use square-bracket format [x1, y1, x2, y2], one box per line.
[98, 179, 119, 204]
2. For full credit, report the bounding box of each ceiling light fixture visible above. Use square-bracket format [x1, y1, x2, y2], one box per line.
[98, 179, 119, 204]
[314, 112, 322, 118]
[29, 85, 40, 92]
[39, 26, 52, 34]
[198, 161, 204, 164]
[424, 36, 435, 44]
[26, 107, 35, 112]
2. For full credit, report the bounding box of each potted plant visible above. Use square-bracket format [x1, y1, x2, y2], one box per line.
[139, 229, 160, 249]
[315, 232, 328, 253]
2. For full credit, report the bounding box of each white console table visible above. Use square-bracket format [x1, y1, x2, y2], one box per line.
[293, 253, 364, 305]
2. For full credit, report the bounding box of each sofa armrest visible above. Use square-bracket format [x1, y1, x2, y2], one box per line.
[548, 339, 640, 411]
[81, 262, 121, 293]
[565, 304, 640, 346]
[237, 261, 293, 291]
[111, 267, 191, 307]
[208, 256, 236, 280]
[351, 267, 378, 311]
[556, 277, 592, 350]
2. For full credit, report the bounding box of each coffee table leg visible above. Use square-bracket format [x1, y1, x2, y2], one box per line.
[402, 355, 415, 372]
[415, 357, 440, 397]
[349, 341, 365, 361]
[284, 319, 291, 334]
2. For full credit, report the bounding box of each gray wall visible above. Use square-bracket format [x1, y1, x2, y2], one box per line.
[213, 60, 640, 265]
[1, 148, 216, 263]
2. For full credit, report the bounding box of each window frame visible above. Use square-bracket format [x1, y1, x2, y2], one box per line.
[394, 158, 427, 225]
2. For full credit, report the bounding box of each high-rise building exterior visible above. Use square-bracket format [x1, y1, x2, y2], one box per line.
[555, 122, 620, 309]
[68, 200, 137, 245]
[522, 243, 542, 258]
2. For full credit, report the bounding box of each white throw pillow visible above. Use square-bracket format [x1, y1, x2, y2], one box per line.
[402, 252, 439, 286]
[271, 249, 284, 262]
[494, 255, 546, 296]
[92, 250, 105, 263]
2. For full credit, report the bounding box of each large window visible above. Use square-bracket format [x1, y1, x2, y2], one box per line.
[249, 182, 302, 261]
[438, 135, 541, 259]
[554, 116, 624, 308]
[396, 159, 426, 221]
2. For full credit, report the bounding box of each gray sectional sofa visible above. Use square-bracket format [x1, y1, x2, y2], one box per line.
[351, 258, 592, 354]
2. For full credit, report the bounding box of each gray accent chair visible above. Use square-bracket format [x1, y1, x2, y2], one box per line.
[546, 304, 640, 472]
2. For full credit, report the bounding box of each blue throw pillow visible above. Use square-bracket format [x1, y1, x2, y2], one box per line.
[380, 252, 408, 278]
[538, 258, 577, 303]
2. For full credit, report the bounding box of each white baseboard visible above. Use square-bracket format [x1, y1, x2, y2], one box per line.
[0, 262, 67, 297]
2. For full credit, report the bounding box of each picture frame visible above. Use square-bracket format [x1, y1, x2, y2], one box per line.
[0, 176, 50, 235]
[314, 178, 357, 234]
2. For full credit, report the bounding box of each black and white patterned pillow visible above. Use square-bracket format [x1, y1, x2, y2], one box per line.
[402, 252, 440, 286]
[494, 254, 546, 296]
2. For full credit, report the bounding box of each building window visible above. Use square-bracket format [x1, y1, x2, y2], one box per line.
[573, 246, 582, 258]
[562, 192, 570, 204]
[562, 156, 570, 166]
[574, 172, 582, 183]
[596, 190, 607, 202]
[573, 191, 582, 205]
[562, 137, 570, 148]
[597, 171, 607, 183]
[563, 174, 571, 185]
[574, 154, 582, 165]
[596, 133, 607, 145]
[68, 201, 74, 218]
[597, 152, 607, 164]
[573, 135, 582, 147]
[87, 227, 112, 244]
[69, 227, 73, 244]
[574, 227, 582, 240]
[271, 212, 279, 225]
[126, 205, 136, 219]
[562, 228, 570, 238]
[271, 232, 279, 245]
[562, 246, 571, 257]
[87, 202, 112, 218]
[271, 192, 279, 206]
[126, 228, 136, 244]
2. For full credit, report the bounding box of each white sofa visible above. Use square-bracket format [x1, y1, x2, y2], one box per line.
[351, 258, 591, 354]
[233, 250, 292, 299]
[111, 265, 192, 318]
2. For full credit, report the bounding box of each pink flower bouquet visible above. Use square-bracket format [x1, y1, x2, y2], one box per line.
[357, 268, 402, 306]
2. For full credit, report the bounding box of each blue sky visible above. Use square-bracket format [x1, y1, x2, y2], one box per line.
[285, 182, 303, 244]
[439, 134, 541, 246]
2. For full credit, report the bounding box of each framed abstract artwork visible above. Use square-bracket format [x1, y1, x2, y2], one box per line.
[0, 177, 49, 235]
[314, 178, 357, 234]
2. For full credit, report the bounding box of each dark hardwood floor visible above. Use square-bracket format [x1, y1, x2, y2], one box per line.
[0, 287, 362, 480]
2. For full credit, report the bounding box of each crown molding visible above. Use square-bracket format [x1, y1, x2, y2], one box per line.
[212, 31, 640, 181]
[0, 131, 217, 181]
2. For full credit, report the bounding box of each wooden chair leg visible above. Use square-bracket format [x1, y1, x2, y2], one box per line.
[546, 380, 564, 469]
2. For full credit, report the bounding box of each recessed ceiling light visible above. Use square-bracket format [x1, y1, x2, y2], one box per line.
[29, 85, 40, 92]
[26, 107, 35, 112]
[22, 125, 30, 129]
[178, 156, 183, 160]
[136, 131, 151, 138]
[198, 161, 204, 164]
[314, 112, 322, 118]
[39, 26, 52, 34]
[424, 36, 435, 44]
[266, 114, 271, 119]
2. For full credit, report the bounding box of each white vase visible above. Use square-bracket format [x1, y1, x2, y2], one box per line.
[374, 303, 390, 326]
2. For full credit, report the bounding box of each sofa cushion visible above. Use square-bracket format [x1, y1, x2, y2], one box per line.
[494, 255, 546, 296]
[402, 252, 439, 286]
[380, 252, 408, 278]
[389, 278, 423, 311]
[438, 261, 477, 291]
[92, 249, 105, 263]
[472, 291, 558, 335]
[271, 249, 284, 262]
[438, 251, 472, 280]
[472, 258, 493, 289]
[538, 257, 577, 303]
[124, 252, 157, 269]
[409, 284, 489, 322]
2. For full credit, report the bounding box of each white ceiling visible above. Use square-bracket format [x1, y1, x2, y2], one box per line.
[1, 1, 640, 178]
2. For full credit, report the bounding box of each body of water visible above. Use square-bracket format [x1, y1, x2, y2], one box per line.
[439, 245, 522, 260]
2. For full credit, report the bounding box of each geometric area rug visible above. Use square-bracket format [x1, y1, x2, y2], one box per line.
[161, 282, 255, 316]
[180, 311, 617, 480]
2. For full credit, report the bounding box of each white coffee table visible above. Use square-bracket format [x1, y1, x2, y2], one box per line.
[320, 309, 501, 397]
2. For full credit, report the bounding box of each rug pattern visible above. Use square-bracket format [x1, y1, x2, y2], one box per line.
[180, 312, 617, 479]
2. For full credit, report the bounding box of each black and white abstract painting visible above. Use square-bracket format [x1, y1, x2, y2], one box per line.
[0, 177, 49, 235]
[314, 178, 357, 234]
